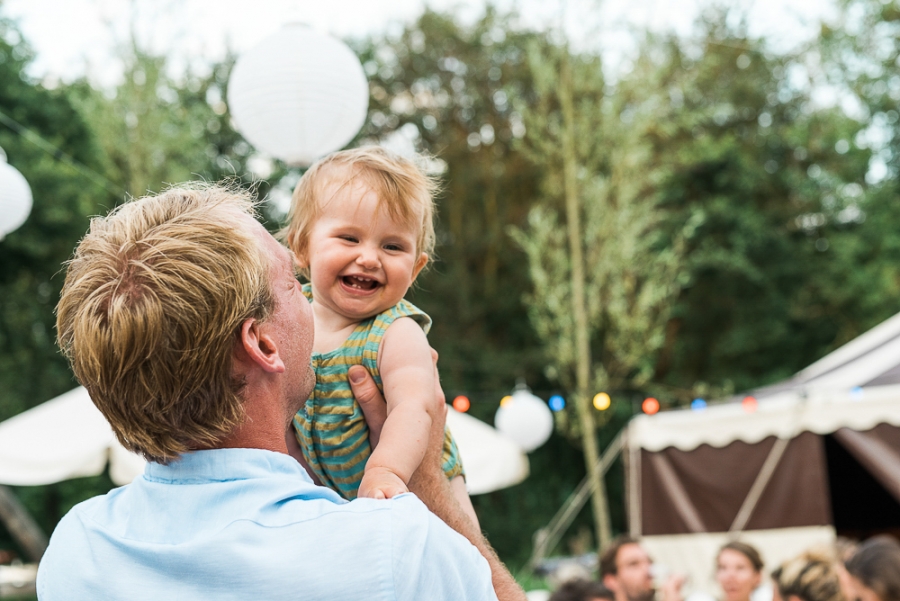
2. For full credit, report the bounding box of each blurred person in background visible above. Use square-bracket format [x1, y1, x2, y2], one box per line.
[844, 536, 900, 601]
[771, 551, 844, 601]
[716, 542, 765, 601]
[550, 579, 615, 601]
[833, 537, 859, 601]
[600, 535, 684, 601]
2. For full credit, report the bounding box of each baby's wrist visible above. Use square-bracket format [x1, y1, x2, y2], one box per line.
[364, 464, 407, 482]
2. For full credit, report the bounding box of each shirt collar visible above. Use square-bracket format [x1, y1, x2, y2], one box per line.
[144, 448, 313, 485]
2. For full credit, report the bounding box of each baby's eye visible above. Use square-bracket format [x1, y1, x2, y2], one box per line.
[338, 235, 358, 243]
[384, 243, 404, 251]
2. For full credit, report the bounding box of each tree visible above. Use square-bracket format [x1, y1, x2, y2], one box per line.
[67, 43, 271, 201]
[0, 16, 116, 553]
[510, 35, 687, 547]
[641, 12, 875, 393]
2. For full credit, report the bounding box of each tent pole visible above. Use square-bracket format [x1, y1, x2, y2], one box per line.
[729, 437, 790, 533]
[626, 425, 642, 537]
[730, 393, 810, 533]
[0, 485, 47, 562]
[529, 431, 623, 569]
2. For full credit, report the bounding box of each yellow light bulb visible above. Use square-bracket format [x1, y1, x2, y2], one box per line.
[593, 392, 611, 411]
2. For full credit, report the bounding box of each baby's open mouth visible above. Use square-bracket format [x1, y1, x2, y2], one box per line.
[342, 275, 379, 291]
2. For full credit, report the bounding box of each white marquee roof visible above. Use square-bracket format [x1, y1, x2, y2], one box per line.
[630, 311, 900, 452]
[630, 385, 900, 452]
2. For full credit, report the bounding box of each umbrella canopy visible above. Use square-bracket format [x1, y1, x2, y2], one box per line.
[0, 387, 143, 486]
[447, 408, 529, 494]
[0, 388, 529, 494]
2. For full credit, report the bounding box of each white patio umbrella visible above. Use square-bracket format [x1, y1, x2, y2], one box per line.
[0, 387, 143, 486]
[447, 408, 530, 494]
[0, 388, 529, 494]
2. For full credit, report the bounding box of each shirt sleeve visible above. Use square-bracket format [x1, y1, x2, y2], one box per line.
[389, 494, 498, 601]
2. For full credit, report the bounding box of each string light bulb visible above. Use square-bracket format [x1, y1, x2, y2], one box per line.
[742, 396, 758, 413]
[593, 392, 611, 411]
[452, 395, 470, 413]
[642, 398, 660, 415]
[548, 395, 566, 411]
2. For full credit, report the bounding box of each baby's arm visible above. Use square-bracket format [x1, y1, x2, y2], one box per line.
[357, 317, 437, 499]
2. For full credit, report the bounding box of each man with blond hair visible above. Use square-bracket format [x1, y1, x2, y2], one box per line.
[38, 184, 525, 601]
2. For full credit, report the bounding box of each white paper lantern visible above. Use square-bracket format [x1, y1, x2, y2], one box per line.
[0, 152, 32, 240]
[227, 24, 369, 166]
[494, 388, 554, 452]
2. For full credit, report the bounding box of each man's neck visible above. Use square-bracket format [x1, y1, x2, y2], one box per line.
[216, 386, 292, 455]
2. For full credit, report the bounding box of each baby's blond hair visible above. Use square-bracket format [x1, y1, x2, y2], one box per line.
[281, 146, 438, 277]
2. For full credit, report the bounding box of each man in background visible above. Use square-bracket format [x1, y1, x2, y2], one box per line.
[600, 536, 684, 601]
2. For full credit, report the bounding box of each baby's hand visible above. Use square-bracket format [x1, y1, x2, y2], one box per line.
[358, 467, 409, 499]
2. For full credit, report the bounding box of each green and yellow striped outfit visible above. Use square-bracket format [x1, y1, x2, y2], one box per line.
[292, 284, 464, 500]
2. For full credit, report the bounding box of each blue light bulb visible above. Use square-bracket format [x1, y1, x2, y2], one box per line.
[548, 395, 566, 411]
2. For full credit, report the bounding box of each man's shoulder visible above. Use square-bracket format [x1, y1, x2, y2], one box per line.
[52, 483, 126, 526]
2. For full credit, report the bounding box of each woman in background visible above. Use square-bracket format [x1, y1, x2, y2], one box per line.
[771, 551, 843, 601]
[716, 542, 765, 601]
[844, 536, 900, 601]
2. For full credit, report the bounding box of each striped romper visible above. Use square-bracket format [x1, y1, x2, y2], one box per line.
[292, 285, 464, 500]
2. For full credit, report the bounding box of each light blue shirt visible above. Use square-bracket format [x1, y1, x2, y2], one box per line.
[37, 448, 498, 600]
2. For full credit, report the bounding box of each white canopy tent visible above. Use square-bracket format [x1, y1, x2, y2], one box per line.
[626, 311, 900, 594]
[0, 387, 528, 494]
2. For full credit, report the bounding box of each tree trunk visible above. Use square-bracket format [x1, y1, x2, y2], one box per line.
[559, 46, 612, 551]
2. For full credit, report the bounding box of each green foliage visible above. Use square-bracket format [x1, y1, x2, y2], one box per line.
[633, 13, 878, 395]
[67, 45, 272, 201]
[511, 38, 686, 409]
[0, 17, 115, 559]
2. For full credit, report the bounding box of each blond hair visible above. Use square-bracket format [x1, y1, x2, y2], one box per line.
[281, 146, 438, 276]
[771, 551, 844, 601]
[56, 184, 275, 463]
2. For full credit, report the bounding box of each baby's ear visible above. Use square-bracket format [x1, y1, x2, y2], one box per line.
[411, 253, 428, 280]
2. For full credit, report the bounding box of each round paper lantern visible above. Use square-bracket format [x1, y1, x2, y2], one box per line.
[494, 388, 553, 452]
[227, 23, 369, 166]
[0, 154, 32, 240]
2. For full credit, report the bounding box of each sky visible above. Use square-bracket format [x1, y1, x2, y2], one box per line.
[3, 0, 838, 87]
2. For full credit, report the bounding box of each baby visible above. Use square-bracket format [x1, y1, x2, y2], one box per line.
[283, 146, 477, 523]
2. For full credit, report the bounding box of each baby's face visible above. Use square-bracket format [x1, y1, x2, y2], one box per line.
[301, 180, 427, 322]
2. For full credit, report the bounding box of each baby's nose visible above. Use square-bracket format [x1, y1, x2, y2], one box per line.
[355, 247, 380, 268]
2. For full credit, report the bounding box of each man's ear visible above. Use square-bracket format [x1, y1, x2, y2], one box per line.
[237, 318, 285, 374]
[602, 574, 618, 593]
[411, 252, 428, 281]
